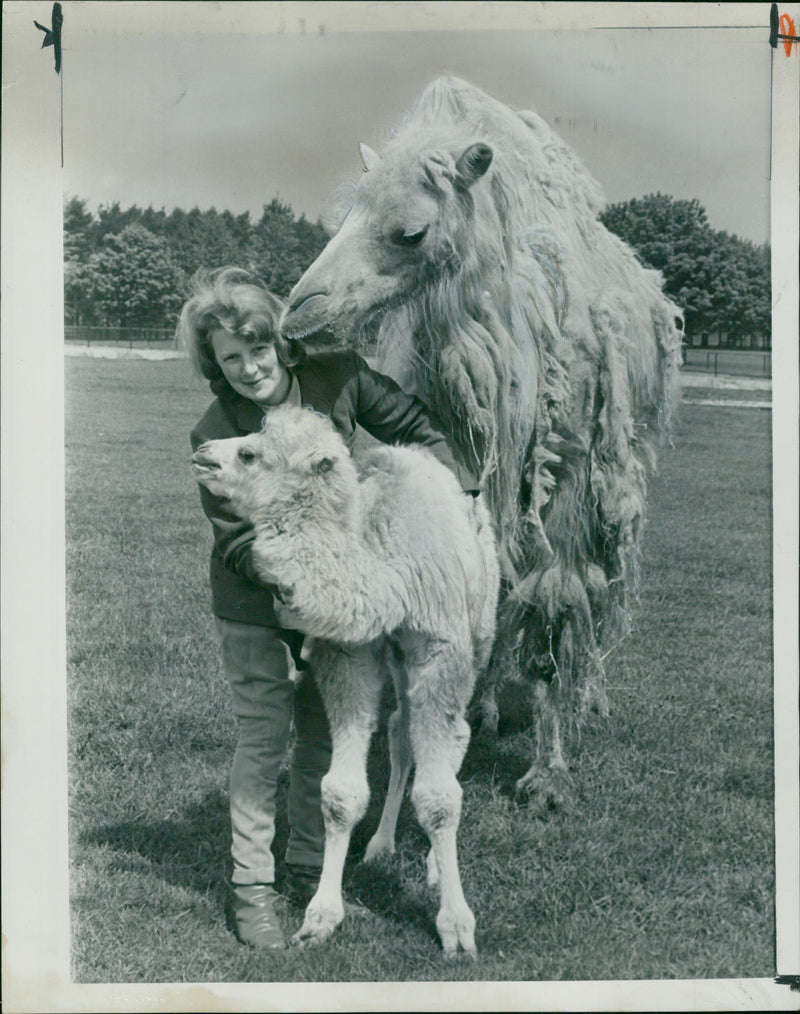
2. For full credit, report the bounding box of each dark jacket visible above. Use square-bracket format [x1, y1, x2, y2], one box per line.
[190, 348, 479, 626]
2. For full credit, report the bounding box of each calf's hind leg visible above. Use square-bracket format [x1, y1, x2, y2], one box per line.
[292, 643, 383, 948]
[408, 647, 476, 959]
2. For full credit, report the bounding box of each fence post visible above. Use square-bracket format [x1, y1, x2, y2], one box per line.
[713, 352, 718, 378]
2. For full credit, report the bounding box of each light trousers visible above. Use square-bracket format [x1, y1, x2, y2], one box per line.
[215, 617, 331, 886]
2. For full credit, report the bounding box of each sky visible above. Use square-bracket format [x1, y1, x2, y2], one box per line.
[60, 2, 773, 244]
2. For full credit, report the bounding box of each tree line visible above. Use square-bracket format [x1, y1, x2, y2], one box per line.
[64, 196, 330, 330]
[64, 192, 770, 348]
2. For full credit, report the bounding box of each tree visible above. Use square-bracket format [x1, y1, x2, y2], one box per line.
[95, 201, 144, 242]
[712, 234, 770, 347]
[294, 213, 330, 269]
[600, 193, 771, 348]
[64, 196, 97, 262]
[600, 194, 716, 339]
[64, 197, 100, 324]
[166, 206, 252, 283]
[249, 198, 303, 297]
[89, 224, 183, 327]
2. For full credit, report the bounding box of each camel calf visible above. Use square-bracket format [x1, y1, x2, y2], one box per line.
[192, 405, 499, 958]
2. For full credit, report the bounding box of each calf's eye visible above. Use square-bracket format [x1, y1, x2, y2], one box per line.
[238, 448, 258, 464]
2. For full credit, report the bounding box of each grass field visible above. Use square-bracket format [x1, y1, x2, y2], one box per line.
[65, 356, 775, 984]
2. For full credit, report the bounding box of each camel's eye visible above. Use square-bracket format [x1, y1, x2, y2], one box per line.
[390, 225, 428, 248]
[237, 447, 258, 465]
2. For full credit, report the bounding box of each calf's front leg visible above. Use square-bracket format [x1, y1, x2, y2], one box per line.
[292, 643, 383, 947]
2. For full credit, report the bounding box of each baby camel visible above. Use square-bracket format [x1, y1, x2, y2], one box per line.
[192, 405, 499, 958]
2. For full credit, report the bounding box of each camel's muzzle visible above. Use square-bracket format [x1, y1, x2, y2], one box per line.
[191, 446, 222, 482]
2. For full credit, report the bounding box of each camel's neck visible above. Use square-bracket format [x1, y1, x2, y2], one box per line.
[384, 265, 548, 582]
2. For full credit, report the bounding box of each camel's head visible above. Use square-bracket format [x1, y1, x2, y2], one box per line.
[192, 405, 358, 528]
[281, 134, 494, 346]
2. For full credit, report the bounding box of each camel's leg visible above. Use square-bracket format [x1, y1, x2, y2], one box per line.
[471, 637, 503, 743]
[292, 643, 383, 948]
[472, 592, 518, 741]
[515, 678, 574, 811]
[581, 567, 612, 720]
[476, 676, 500, 740]
[578, 643, 610, 720]
[363, 661, 412, 861]
[408, 644, 477, 959]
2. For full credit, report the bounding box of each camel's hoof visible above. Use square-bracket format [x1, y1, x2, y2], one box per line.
[515, 764, 574, 814]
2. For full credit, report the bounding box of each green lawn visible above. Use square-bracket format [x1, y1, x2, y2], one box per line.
[65, 356, 775, 983]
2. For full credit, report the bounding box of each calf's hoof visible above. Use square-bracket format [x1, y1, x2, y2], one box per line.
[437, 907, 477, 960]
[290, 901, 343, 948]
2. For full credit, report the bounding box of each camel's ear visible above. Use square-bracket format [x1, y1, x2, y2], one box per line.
[310, 451, 336, 475]
[359, 142, 382, 172]
[455, 142, 493, 188]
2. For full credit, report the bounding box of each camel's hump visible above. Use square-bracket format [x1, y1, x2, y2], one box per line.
[355, 442, 463, 505]
[356, 441, 447, 482]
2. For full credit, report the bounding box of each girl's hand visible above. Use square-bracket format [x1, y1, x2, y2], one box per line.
[273, 593, 305, 632]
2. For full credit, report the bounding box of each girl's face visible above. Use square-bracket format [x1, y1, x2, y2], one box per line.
[210, 328, 291, 407]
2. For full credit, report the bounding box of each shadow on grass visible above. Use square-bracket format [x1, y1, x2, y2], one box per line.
[77, 697, 555, 953]
[80, 788, 234, 900]
[343, 855, 439, 946]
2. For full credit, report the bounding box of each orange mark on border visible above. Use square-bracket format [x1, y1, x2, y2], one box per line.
[779, 13, 797, 56]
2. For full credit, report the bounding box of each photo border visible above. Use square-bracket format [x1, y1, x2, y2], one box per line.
[2, 3, 797, 1010]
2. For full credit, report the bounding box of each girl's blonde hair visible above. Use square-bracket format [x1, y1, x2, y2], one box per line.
[176, 267, 304, 381]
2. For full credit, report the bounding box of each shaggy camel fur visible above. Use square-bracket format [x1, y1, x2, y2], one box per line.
[192, 404, 499, 958]
[281, 76, 683, 811]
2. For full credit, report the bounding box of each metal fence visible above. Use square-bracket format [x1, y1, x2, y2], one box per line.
[63, 327, 772, 379]
[65, 325, 177, 348]
[682, 347, 772, 378]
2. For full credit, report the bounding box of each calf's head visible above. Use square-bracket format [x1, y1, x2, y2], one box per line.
[192, 405, 357, 527]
